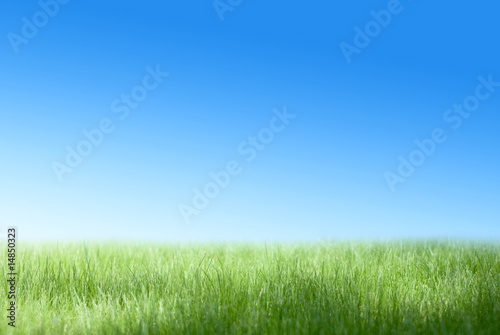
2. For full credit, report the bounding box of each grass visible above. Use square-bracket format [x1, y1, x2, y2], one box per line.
[1, 241, 499, 334]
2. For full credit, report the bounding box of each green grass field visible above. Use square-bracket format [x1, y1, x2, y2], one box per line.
[2, 241, 499, 334]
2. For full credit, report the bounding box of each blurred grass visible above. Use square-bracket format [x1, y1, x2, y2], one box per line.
[1, 241, 499, 334]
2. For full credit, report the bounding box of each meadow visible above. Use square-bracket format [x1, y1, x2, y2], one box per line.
[1, 241, 499, 334]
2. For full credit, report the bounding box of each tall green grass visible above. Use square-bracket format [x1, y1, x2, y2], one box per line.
[1, 241, 499, 334]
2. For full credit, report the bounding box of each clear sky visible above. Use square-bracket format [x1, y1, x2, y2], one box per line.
[1, 0, 499, 241]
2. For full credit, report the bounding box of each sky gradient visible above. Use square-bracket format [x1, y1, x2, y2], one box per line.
[1, 0, 499, 241]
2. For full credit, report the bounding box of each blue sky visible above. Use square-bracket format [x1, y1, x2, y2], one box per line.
[1, 0, 499, 241]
